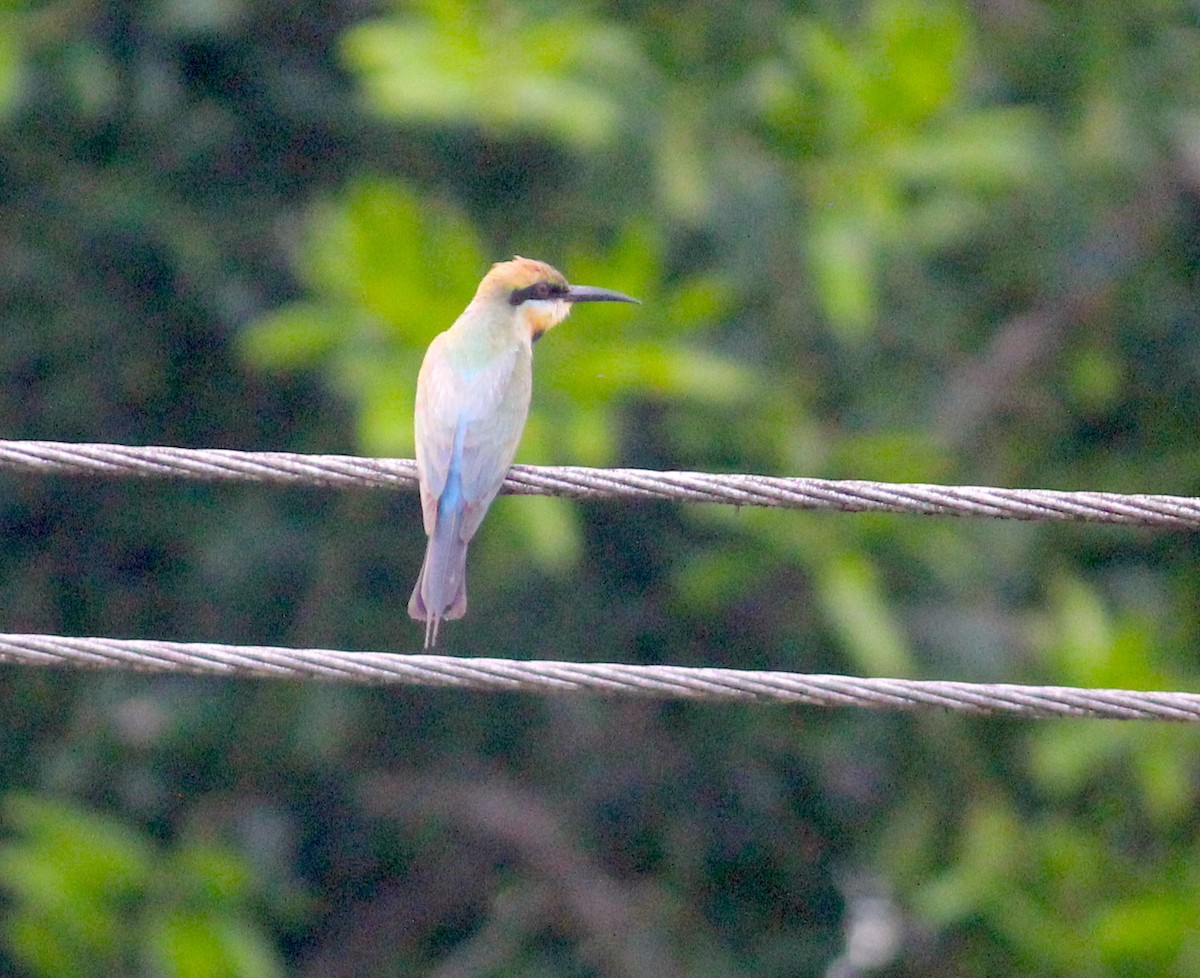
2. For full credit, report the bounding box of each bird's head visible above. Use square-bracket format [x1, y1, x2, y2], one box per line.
[474, 256, 639, 343]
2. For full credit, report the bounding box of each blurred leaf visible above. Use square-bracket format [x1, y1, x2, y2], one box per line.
[502, 493, 580, 573]
[763, 1, 1042, 334]
[342, 3, 642, 148]
[1, 796, 284, 978]
[150, 912, 285, 978]
[1, 794, 154, 901]
[0, 26, 23, 114]
[4, 915, 91, 978]
[238, 303, 348, 371]
[1067, 344, 1124, 410]
[814, 552, 914, 675]
[173, 843, 253, 905]
[1096, 893, 1195, 966]
[914, 799, 1020, 925]
[828, 431, 953, 484]
[868, 0, 966, 128]
[883, 109, 1044, 190]
[306, 179, 484, 337]
[807, 204, 878, 337]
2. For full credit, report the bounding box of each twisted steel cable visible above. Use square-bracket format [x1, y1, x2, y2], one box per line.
[1, 440, 1195, 717]
[2, 634, 1198, 720]
[0, 439, 1196, 527]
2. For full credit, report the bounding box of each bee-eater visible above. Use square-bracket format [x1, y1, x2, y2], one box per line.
[408, 257, 639, 647]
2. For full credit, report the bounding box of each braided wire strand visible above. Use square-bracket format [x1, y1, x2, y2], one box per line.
[0, 438, 1196, 527]
[2, 635, 1199, 721]
[1, 441, 1197, 717]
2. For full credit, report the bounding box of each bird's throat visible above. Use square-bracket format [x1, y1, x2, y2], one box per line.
[523, 300, 570, 343]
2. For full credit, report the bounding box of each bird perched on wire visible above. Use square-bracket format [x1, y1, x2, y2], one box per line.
[409, 257, 639, 647]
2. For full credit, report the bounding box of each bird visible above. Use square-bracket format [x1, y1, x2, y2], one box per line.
[408, 257, 639, 648]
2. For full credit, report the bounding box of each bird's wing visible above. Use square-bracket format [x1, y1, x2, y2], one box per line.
[413, 333, 462, 534]
[416, 339, 533, 541]
[457, 349, 533, 541]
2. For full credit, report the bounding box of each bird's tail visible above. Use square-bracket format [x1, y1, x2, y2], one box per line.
[408, 506, 469, 648]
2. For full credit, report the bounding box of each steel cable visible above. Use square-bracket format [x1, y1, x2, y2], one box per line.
[1, 440, 1196, 716]
[0, 439, 1195, 527]
[1, 634, 1197, 720]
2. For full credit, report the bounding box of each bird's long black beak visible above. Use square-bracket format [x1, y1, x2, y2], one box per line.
[564, 284, 640, 304]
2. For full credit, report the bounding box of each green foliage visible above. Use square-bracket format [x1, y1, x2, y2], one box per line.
[0, 796, 285, 978]
[899, 792, 1200, 975]
[242, 178, 484, 454]
[813, 551, 915, 676]
[0, 32, 21, 116]
[4, 0, 1200, 975]
[756, 1, 1045, 335]
[342, 0, 643, 148]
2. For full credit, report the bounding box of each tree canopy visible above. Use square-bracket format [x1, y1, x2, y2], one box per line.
[2, 1, 1200, 975]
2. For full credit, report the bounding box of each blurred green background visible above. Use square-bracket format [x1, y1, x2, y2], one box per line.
[2, 0, 1200, 975]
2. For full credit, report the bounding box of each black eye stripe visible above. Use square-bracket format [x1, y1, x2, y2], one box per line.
[509, 282, 567, 305]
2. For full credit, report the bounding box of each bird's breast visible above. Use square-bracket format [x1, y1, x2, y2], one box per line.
[445, 346, 530, 424]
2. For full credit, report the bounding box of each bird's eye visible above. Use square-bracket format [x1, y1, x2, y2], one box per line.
[509, 281, 561, 305]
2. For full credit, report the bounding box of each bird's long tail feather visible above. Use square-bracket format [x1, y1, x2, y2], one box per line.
[408, 504, 469, 648]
